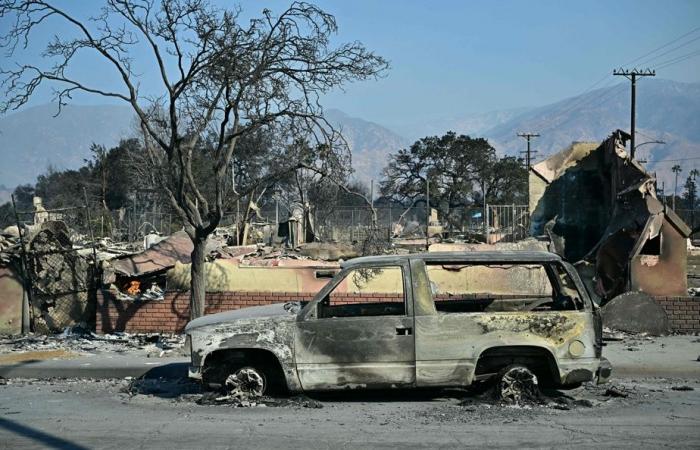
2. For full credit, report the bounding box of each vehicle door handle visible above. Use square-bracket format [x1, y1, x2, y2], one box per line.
[396, 327, 412, 336]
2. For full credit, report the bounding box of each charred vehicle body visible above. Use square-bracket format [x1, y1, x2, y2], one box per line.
[185, 251, 611, 395]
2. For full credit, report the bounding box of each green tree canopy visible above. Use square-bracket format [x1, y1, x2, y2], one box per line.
[380, 131, 527, 227]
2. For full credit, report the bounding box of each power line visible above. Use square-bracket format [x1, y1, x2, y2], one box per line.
[646, 156, 700, 163]
[634, 34, 700, 67]
[636, 129, 660, 141]
[621, 25, 700, 67]
[561, 25, 700, 121]
[502, 26, 700, 159]
[654, 49, 700, 70]
[562, 27, 700, 121]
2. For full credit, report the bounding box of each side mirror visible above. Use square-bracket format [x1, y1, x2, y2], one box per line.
[298, 302, 318, 321]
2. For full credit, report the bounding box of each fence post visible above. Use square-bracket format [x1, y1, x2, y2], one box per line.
[484, 203, 490, 244]
[11, 194, 32, 334]
[83, 188, 100, 292]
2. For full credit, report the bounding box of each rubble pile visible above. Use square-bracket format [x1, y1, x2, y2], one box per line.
[0, 227, 21, 264]
[0, 327, 185, 357]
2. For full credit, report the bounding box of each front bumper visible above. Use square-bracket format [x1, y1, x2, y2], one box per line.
[188, 364, 202, 380]
[558, 357, 612, 386]
[595, 357, 612, 384]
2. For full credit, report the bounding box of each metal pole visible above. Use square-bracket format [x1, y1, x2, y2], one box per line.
[485, 203, 490, 244]
[613, 68, 654, 158]
[631, 73, 636, 158]
[388, 205, 393, 237]
[426, 178, 430, 250]
[661, 182, 666, 207]
[83, 188, 99, 290]
[526, 139, 531, 168]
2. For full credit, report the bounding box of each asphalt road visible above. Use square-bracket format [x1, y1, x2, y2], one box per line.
[1, 376, 699, 449]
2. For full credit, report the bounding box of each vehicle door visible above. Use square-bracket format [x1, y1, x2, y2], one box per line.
[413, 259, 585, 387]
[294, 263, 415, 390]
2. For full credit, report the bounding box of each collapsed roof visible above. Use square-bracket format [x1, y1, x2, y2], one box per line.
[529, 130, 690, 301]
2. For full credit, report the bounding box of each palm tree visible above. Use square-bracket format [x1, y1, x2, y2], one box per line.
[672, 165, 682, 210]
[689, 169, 699, 226]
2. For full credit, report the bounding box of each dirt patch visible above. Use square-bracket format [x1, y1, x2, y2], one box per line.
[0, 349, 79, 363]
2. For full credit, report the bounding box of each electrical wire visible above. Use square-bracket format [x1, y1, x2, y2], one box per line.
[632, 34, 700, 67]
[502, 26, 700, 156]
[621, 26, 700, 67]
[654, 49, 700, 70]
[645, 156, 700, 163]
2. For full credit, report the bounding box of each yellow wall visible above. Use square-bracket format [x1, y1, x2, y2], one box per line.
[167, 260, 336, 293]
[426, 264, 552, 296]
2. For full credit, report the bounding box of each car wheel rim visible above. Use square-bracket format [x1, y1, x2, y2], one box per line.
[499, 367, 538, 404]
[227, 367, 266, 397]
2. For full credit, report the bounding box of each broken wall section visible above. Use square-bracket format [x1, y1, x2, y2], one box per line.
[529, 130, 690, 302]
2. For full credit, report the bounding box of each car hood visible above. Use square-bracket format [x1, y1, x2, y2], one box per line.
[184, 302, 301, 332]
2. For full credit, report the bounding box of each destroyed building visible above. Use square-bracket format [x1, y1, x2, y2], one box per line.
[529, 130, 691, 303]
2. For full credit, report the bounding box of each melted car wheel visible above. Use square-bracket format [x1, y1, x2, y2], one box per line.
[497, 365, 540, 404]
[225, 366, 267, 397]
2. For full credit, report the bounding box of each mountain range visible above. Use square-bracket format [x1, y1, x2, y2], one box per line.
[0, 78, 698, 192]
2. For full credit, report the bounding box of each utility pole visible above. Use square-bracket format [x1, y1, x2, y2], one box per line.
[517, 133, 540, 169]
[425, 178, 430, 250]
[690, 169, 699, 228]
[613, 68, 655, 159]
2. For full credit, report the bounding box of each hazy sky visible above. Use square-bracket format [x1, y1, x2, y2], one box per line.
[2, 0, 699, 126]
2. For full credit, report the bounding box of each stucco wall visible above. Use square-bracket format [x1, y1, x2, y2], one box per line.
[0, 265, 24, 335]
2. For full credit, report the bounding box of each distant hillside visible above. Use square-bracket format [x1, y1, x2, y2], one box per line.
[0, 104, 406, 189]
[392, 107, 532, 142]
[324, 109, 408, 185]
[1, 79, 698, 191]
[0, 104, 134, 187]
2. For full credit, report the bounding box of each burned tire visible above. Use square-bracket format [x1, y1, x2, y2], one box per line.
[202, 351, 284, 395]
[225, 366, 267, 397]
[497, 364, 540, 404]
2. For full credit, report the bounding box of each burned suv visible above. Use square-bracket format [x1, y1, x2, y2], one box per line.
[185, 251, 611, 396]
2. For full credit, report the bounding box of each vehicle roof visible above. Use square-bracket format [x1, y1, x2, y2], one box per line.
[340, 251, 562, 268]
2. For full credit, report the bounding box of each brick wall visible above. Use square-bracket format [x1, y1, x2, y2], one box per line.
[653, 296, 700, 333]
[96, 290, 314, 334]
[96, 290, 700, 334]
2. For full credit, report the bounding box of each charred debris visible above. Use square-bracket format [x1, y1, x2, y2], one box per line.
[0, 130, 696, 336]
[529, 130, 691, 304]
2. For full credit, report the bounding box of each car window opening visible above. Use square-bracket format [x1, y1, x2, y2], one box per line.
[425, 262, 582, 313]
[318, 266, 406, 318]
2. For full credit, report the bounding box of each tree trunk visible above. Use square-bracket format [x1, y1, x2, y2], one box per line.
[189, 235, 207, 319]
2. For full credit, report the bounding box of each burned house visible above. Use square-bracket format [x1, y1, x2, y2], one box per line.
[529, 130, 690, 303]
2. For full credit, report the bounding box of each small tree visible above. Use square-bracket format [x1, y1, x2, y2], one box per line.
[0, 0, 387, 318]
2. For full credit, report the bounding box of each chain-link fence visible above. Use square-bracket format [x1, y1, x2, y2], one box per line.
[296, 204, 530, 244]
[12, 199, 98, 333]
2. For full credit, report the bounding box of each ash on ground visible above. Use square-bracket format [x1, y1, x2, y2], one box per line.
[0, 326, 186, 358]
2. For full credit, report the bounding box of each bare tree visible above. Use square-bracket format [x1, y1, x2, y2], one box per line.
[0, 0, 388, 318]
